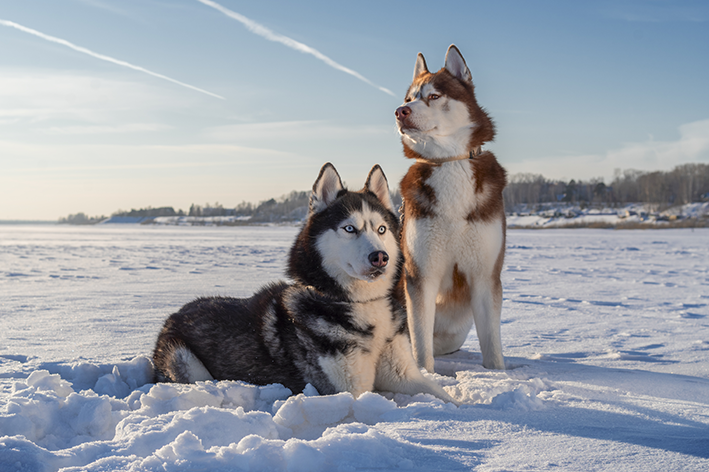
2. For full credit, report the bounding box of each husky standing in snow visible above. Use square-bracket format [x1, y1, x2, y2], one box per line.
[395, 45, 507, 373]
[153, 163, 456, 403]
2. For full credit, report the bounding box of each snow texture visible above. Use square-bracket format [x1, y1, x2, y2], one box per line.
[1, 225, 708, 471]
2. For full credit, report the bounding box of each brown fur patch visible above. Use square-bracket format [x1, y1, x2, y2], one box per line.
[402, 144, 425, 161]
[400, 225, 416, 272]
[402, 244, 422, 293]
[407, 72, 434, 102]
[465, 151, 507, 223]
[444, 264, 471, 305]
[400, 162, 437, 219]
[431, 69, 495, 147]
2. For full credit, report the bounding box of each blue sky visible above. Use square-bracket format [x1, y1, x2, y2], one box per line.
[1, 0, 708, 220]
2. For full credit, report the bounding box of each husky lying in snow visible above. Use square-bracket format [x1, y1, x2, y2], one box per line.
[395, 45, 507, 372]
[153, 163, 456, 404]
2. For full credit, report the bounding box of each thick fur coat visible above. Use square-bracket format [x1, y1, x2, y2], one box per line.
[395, 45, 507, 372]
[153, 163, 456, 403]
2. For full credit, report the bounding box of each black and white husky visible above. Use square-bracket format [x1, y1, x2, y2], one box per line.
[153, 163, 456, 403]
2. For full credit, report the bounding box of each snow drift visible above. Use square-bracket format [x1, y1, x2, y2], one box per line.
[1, 225, 708, 471]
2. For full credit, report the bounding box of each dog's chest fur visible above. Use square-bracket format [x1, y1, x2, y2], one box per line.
[402, 153, 505, 220]
[284, 288, 402, 356]
[348, 297, 401, 351]
[401, 154, 506, 275]
[278, 287, 404, 395]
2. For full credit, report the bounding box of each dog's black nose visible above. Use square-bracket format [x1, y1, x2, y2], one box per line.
[368, 251, 389, 268]
[395, 106, 411, 121]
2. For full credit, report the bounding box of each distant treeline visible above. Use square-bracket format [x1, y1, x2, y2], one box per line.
[504, 163, 709, 209]
[58, 213, 107, 225]
[112, 207, 184, 218]
[59, 164, 708, 224]
[103, 192, 315, 223]
[231, 191, 310, 222]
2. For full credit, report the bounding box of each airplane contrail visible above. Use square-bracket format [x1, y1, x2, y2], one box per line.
[0, 18, 225, 100]
[196, 0, 396, 97]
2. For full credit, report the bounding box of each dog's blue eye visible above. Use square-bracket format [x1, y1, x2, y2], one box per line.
[343, 225, 356, 233]
[378, 225, 387, 235]
[428, 93, 440, 100]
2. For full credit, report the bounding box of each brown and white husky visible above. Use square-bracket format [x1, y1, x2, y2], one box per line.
[395, 45, 507, 372]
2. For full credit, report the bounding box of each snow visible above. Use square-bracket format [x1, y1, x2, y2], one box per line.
[1, 224, 708, 471]
[100, 216, 255, 225]
[506, 202, 709, 228]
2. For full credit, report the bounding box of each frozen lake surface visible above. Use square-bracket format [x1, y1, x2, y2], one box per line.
[1, 225, 708, 471]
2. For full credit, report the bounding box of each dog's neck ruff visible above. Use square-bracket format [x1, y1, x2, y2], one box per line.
[304, 285, 389, 305]
[415, 146, 482, 165]
[351, 294, 389, 304]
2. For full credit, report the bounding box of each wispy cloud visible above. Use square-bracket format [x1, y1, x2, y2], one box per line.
[196, 0, 395, 97]
[0, 19, 224, 99]
[507, 119, 709, 181]
[204, 120, 389, 141]
[42, 123, 171, 135]
[0, 140, 294, 163]
[75, 0, 134, 19]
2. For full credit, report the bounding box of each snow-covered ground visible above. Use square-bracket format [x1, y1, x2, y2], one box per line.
[1, 224, 708, 471]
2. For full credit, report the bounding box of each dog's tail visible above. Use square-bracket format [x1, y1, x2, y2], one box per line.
[153, 333, 214, 384]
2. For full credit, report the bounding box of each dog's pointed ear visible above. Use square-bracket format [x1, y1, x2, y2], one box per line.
[444, 44, 472, 83]
[364, 164, 394, 212]
[310, 162, 344, 213]
[413, 52, 429, 80]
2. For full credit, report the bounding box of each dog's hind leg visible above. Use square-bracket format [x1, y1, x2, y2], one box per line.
[432, 299, 475, 357]
[154, 336, 214, 383]
[170, 346, 214, 383]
